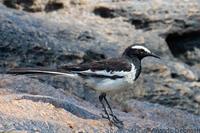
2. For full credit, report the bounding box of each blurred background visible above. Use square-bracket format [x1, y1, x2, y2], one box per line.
[0, 0, 200, 132]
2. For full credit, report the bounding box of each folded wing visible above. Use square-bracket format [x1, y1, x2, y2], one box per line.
[7, 58, 132, 79]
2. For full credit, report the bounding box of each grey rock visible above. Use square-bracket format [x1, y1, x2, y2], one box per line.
[0, 75, 200, 132]
[0, 0, 200, 131]
[2, 0, 69, 12]
[0, 75, 101, 119]
[123, 99, 200, 128]
[194, 94, 200, 103]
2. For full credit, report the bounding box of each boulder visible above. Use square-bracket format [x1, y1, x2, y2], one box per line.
[0, 75, 200, 132]
[0, 0, 200, 131]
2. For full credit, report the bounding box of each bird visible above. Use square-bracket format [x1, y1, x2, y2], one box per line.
[7, 44, 160, 127]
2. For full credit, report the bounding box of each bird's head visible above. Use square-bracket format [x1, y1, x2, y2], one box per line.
[123, 45, 160, 60]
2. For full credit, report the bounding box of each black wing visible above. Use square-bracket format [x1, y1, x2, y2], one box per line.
[7, 58, 132, 79]
[59, 58, 132, 72]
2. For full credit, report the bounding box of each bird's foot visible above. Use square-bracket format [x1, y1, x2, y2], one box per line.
[101, 113, 124, 128]
[110, 115, 124, 128]
[110, 114, 123, 125]
[101, 113, 110, 120]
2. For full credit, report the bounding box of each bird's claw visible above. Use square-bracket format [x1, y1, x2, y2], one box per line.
[112, 121, 124, 128]
[101, 113, 110, 120]
[110, 114, 123, 125]
[101, 113, 124, 128]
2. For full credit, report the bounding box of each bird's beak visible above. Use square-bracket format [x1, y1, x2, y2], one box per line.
[149, 53, 160, 59]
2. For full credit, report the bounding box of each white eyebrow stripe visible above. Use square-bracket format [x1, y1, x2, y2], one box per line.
[131, 46, 151, 53]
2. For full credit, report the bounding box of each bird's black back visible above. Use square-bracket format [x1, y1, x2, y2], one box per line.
[60, 58, 132, 72]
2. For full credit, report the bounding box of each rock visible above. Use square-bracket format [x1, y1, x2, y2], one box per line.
[0, 75, 200, 132]
[0, 0, 200, 131]
[0, 3, 120, 69]
[0, 75, 101, 119]
[0, 94, 109, 132]
[2, 0, 69, 12]
[195, 95, 200, 103]
[168, 61, 198, 81]
[166, 26, 200, 65]
[123, 99, 200, 128]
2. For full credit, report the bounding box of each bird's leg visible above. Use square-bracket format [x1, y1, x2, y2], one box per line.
[99, 93, 110, 120]
[102, 94, 123, 124]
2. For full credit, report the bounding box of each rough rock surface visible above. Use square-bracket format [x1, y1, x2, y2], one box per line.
[0, 75, 200, 132]
[0, 0, 200, 132]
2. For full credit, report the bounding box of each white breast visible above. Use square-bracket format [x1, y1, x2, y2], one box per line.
[124, 64, 136, 83]
[82, 64, 136, 93]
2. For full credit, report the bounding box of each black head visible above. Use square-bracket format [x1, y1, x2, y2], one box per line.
[123, 45, 160, 60]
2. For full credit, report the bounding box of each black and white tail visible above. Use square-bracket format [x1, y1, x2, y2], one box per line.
[7, 68, 78, 78]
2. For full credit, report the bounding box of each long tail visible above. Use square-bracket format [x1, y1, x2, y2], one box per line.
[6, 67, 78, 78]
